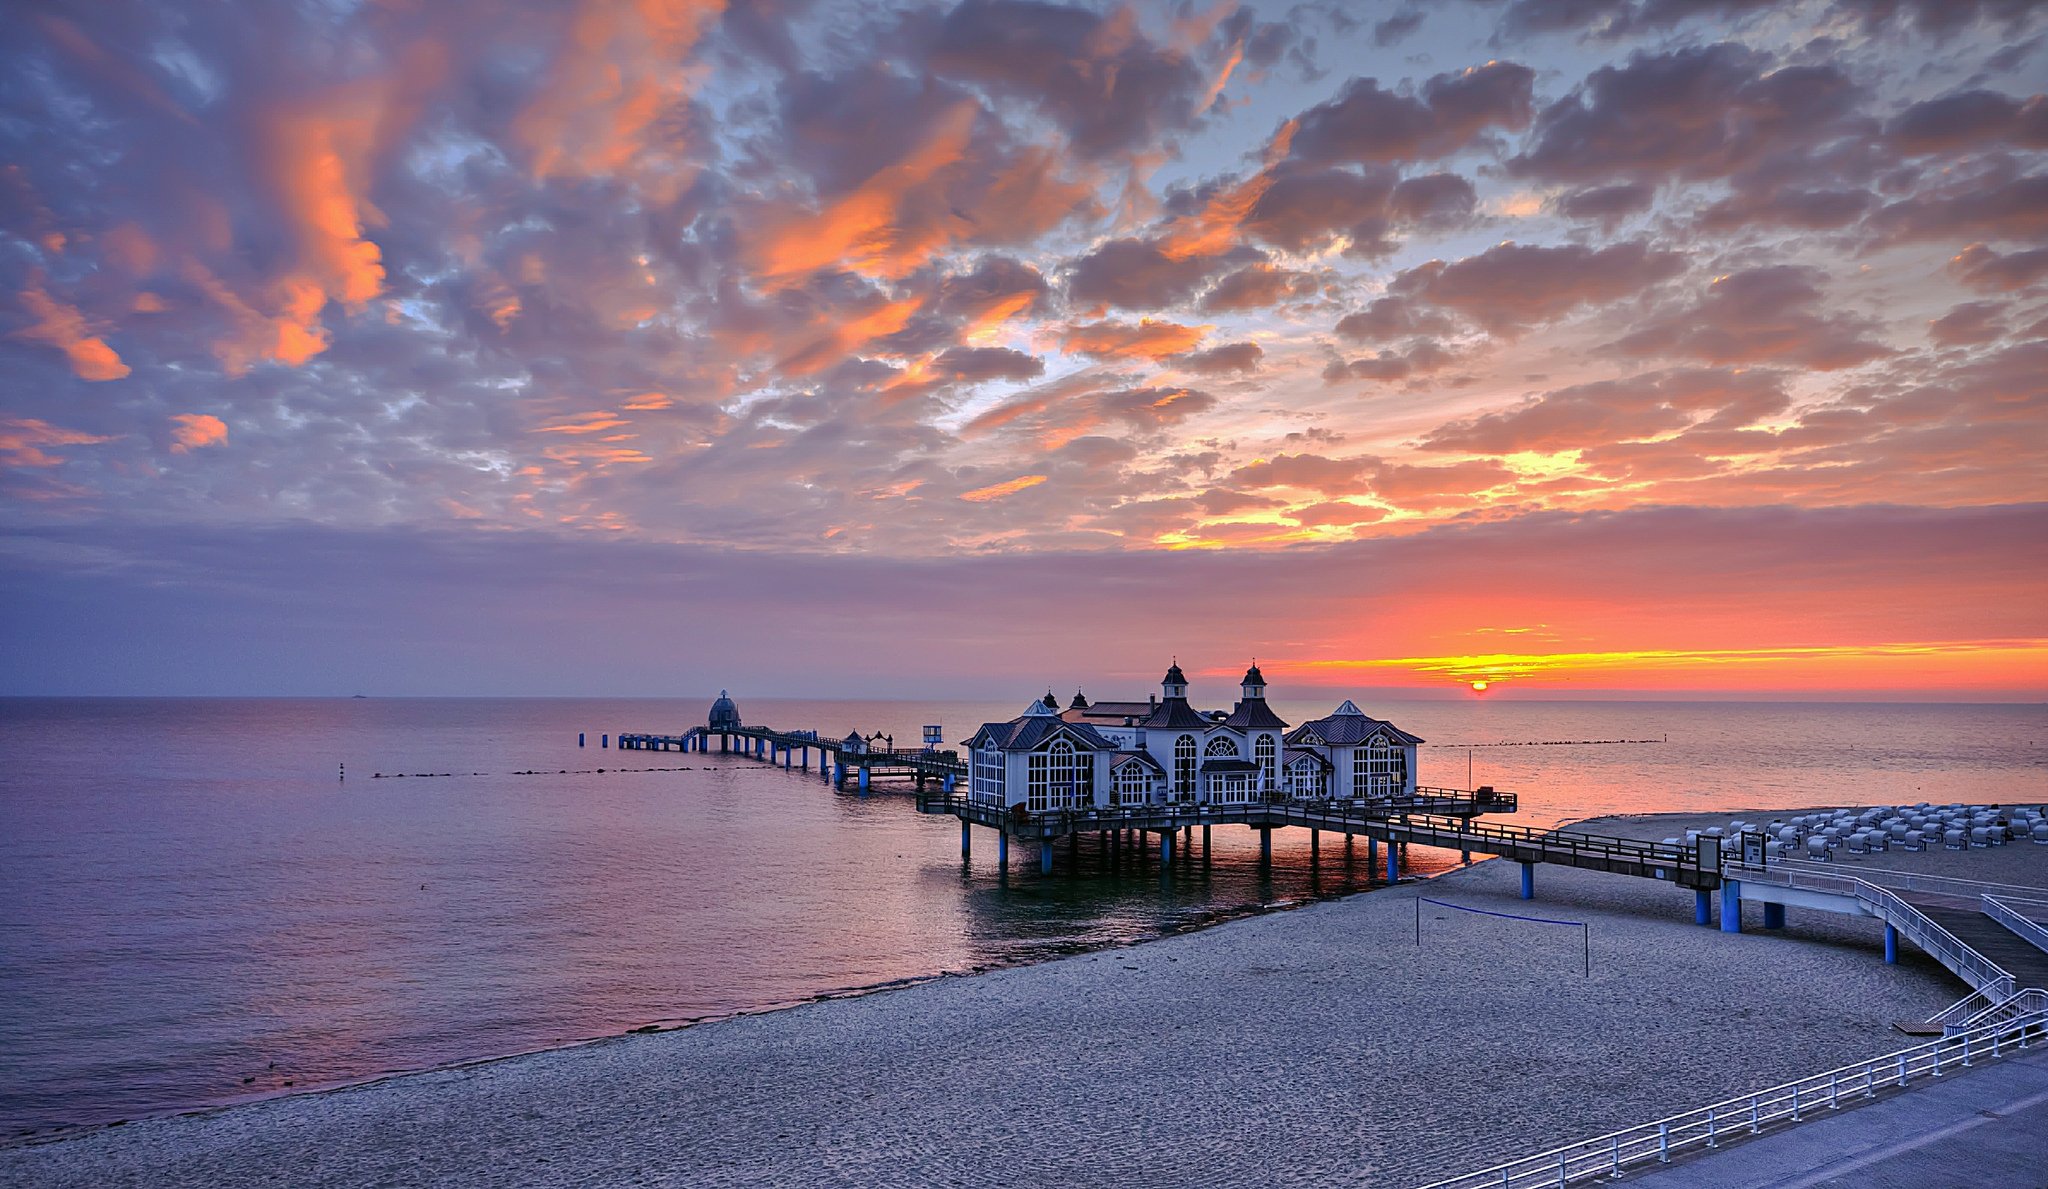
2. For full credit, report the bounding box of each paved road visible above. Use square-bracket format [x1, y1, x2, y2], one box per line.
[1624, 1043, 2048, 1188]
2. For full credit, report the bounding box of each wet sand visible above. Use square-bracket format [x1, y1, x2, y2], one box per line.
[4, 808, 2041, 1188]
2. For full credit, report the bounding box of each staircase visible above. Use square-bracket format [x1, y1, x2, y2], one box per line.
[1908, 896, 2048, 992]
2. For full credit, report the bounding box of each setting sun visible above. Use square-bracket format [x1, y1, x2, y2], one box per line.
[1470, 680, 1489, 692]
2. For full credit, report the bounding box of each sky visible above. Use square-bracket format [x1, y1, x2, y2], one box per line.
[1, 0, 2044, 699]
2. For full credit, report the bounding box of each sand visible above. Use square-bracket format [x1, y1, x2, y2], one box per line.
[4, 808, 2042, 1188]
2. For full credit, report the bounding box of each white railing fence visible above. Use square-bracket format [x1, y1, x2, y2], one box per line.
[1730, 863, 2015, 995]
[1982, 894, 2048, 958]
[1413, 1011, 2048, 1189]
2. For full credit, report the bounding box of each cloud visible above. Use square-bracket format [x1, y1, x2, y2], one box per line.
[1886, 89, 2048, 156]
[1177, 341, 1263, 374]
[168, 413, 228, 453]
[1389, 240, 1687, 335]
[1868, 172, 2048, 246]
[1554, 182, 1654, 225]
[1613, 265, 1892, 370]
[932, 345, 1045, 382]
[12, 275, 130, 380]
[1948, 243, 2048, 291]
[1060, 318, 1205, 360]
[959, 473, 1047, 501]
[1334, 296, 1457, 343]
[1066, 237, 1225, 310]
[1510, 44, 1861, 184]
[1288, 61, 1535, 167]
[0, 418, 116, 468]
[1420, 368, 1788, 454]
[924, 0, 1209, 160]
[1199, 264, 1321, 312]
[512, 0, 725, 183]
[1927, 301, 2007, 347]
[1322, 341, 1456, 384]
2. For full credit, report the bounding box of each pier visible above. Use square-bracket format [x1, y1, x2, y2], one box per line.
[615, 724, 966, 792]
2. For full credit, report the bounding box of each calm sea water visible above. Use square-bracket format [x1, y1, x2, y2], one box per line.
[1, 696, 2042, 1136]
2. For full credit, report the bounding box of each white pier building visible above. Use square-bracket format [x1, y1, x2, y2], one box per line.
[963, 663, 1423, 814]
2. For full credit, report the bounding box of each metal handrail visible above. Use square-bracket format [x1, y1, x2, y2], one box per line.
[1984, 895, 2048, 958]
[1766, 858, 2048, 902]
[1730, 864, 2014, 995]
[1413, 1011, 2048, 1189]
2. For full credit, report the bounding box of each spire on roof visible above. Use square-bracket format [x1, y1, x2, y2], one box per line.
[1069, 688, 1090, 710]
[1162, 660, 1187, 686]
[1334, 699, 1365, 715]
[1042, 689, 1059, 710]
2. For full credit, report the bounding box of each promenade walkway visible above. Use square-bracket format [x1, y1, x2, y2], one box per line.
[1622, 1042, 2048, 1188]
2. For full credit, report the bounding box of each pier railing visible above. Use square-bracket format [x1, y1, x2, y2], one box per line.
[1412, 1009, 2048, 1189]
[1730, 862, 2015, 997]
[1983, 895, 2048, 958]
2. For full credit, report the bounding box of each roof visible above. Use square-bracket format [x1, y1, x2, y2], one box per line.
[1284, 747, 1333, 770]
[1061, 699, 1154, 724]
[1162, 662, 1187, 685]
[1141, 696, 1213, 730]
[1111, 751, 1164, 774]
[964, 717, 1120, 753]
[1069, 689, 1089, 710]
[1285, 701, 1425, 747]
[1201, 758, 1260, 773]
[1220, 698, 1289, 730]
[1242, 663, 1266, 686]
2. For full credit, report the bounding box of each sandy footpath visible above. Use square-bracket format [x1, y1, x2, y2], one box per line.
[4, 809, 2040, 1188]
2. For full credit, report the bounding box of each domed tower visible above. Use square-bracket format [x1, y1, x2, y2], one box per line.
[1161, 661, 1189, 701]
[1241, 662, 1266, 701]
[1069, 689, 1090, 710]
[1041, 689, 1059, 711]
[708, 690, 741, 731]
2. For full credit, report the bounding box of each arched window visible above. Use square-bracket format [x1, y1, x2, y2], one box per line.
[1255, 734, 1276, 793]
[1205, 736, 1238, 757]
[1352, 734, 1401, 798]
[1173, 735, 1196, 800]
[1114, 762, 1151, 806]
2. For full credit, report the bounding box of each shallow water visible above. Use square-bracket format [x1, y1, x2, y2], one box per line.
[0, 696, 2041, 1135]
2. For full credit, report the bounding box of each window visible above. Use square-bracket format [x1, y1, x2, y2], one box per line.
[1255, 735, 1276, 793]
[1173, 735, 1196, 800]
[1288, 758, 1325, 797]
[1352, 735, 1404, 798]
[1028, 739, 1090, 813]
[972, 746, 1006, 803]
[1113, 762, 1151, 805]
[1205, 736, 1237, 757]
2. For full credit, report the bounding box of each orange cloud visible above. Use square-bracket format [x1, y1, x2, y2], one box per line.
[514, 0, 725, 185]
[621, 392, 673, 410]
[168, 413, 228, 453]
[746, 100, 980, 286]
[0, 418, 115, 468]
[535, 413, 632, 435]
[13, 275, 129, 381]
[1061, 318, 1207, 360]
[960, 474, 1048, 501]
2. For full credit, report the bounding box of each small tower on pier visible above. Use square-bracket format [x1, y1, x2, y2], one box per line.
[709, 690, 742, 731]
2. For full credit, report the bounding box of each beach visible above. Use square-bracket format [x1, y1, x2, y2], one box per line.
[3, 808, 2038, 1187]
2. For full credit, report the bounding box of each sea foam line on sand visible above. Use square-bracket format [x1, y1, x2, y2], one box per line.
[4, 808, 2036, 1189]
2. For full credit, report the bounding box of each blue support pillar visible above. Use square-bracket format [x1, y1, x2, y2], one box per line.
[1160, 831, 1174, 864]
[1386, 839, 1399, 881]
[1885, 923, 1899, 964]
[1720, 879, 1742, 933]
[1520, 861, 1535, 900]
[943, 774, 957, 793]
[1041, 846, 1054, 875]
[602, 734, 609, 748]
[1763, 902, 1785, 930]
[832, 761, 844, 787]
[579, 732, 585, 747]
[998, 831, 1008, 868]
[1695, 889, 1711, 926]
[1260, 829, 1272, 865]
[1368, 836, 1379, 869]
[961, 820, 971, 857]
[783, 746, 791, 769]
[858, 766, 870, 795]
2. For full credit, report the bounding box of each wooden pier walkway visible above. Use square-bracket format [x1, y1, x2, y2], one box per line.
[615, 725, 964, 790]
[611, 718, 1721, 894]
